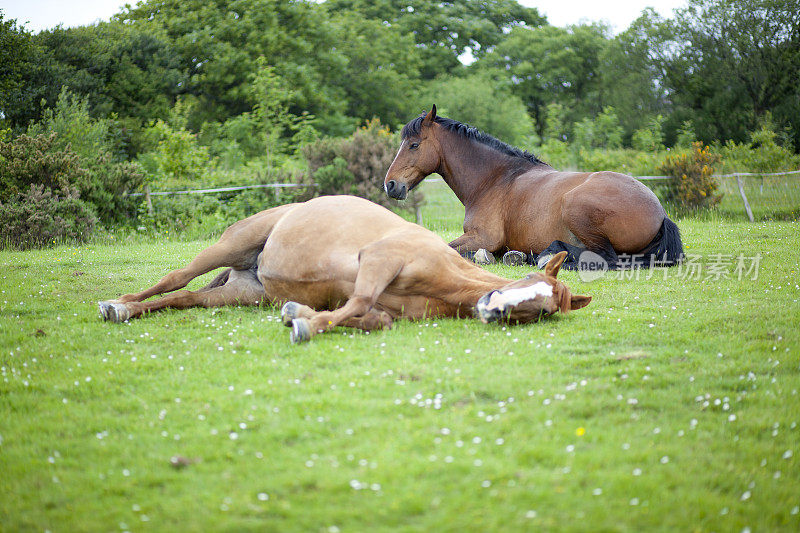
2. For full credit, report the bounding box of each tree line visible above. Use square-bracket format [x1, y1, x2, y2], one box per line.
[2, 0, 798, 152]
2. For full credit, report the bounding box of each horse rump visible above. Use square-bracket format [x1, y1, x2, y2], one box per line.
[634, 216, 684, 267]
[533, 216, 683, 270]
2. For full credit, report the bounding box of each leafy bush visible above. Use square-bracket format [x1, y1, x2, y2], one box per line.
[572, 107, 624, 150]
[27, 88, 111, 161]
[303, 119, 419, 208]
[0, 132, 88, 199]
[0, 184, 97, 249]
[659, 142, 721, 209]
[0, 130, 145, 227]
[82, 154, 146, 223]
[576, 147, 666, 176]
[313, 157, 356, 195]
[631, 115, 665, 152]
[137, 186, 300, 240]
[715, 120, 800, 174]
[138, 119, 210, 188]
[23, 89, 147, 224]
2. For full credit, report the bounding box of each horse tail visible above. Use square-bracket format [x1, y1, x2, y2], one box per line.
[199, 268, 232, 291]
[634, 216, 684, 267]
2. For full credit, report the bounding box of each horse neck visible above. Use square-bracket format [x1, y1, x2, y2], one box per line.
[436, 131, 533, 206]
[442, 260, 511, 307]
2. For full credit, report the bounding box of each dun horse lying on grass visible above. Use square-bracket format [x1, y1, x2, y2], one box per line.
[98, 196, 591, 343]
[384, 105, 684, 269]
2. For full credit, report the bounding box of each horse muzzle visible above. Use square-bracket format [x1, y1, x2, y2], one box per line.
[384, 180, 408, 200]
[476, 291, 506, 324]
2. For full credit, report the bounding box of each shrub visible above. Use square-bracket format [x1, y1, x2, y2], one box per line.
[572, 107, 624, 150]
[0, 131, 145, 226]
[631, 115, 665, 152]
[715, 120, 800, 174]
[0, 132, 88, 200]
[138, 119, 210, 189]
[659, 142, 721, 209]
[0, 184, 97, 249]
[82, 155, 146, 224]
[27, 88, 111, 162]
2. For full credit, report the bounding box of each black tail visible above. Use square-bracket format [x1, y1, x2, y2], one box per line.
[635, 216, 684, 267]
[199, 268, 232, 291]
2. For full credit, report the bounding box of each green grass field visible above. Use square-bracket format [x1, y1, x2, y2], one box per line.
[1, 180, 799, 532]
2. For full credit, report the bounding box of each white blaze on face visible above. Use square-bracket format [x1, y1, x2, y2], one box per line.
[487, 281, 553, 310]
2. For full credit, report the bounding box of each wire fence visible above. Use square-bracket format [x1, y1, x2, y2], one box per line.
[635, 170, 800, 221]
[130, 169, 800, 222]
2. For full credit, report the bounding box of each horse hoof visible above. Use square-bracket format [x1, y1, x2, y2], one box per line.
[98, 301, 130, 323]
[290, 318, 312, 344]
[536, 254, 554, 270]
[281, 301, 302, 327]
[474, 249, 496, 265]
[502, 250, 527, 266]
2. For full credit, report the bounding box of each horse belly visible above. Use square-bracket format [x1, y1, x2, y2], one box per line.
[503, 188, 572, 254]
[262, 278, 355, 310]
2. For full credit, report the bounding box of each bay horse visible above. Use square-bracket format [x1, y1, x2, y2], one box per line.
[384, 105, 683, 269]
[98, 196, 590, 343]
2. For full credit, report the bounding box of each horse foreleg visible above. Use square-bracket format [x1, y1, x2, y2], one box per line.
[99, 269, 265, 322]
[287, 246, 404, 343]
[280, 301, 393, 332]
[449, 233, 502, 264]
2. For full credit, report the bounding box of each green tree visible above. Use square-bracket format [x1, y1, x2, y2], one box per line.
[119, 0, 348, 132]
[327, 14, 421, 128]
[476, 23, 611, 137]
[325, 0, 545, 78]
[631, 115, 666, 152]
[633, 0, 800, 149]
[600, 10, 672, 139]
[0, 13, 53, 130]
[419, 74, 535, 146]
[16, 22, 185, 135]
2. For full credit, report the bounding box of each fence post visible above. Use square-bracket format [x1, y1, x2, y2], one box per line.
[736, 175, 754, 222]
[144, 185, 153, 215]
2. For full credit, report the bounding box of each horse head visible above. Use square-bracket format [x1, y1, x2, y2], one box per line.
[384, 105, 441, 200]
[475, 252, 592, 324]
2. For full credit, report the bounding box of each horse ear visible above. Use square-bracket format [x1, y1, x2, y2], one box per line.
[570, 294, 592, 310]
[544, 251, 568, 278]
[422, 104, 437, 126]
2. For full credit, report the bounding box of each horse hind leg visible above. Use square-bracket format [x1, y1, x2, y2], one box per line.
[106, 204, 295, 307]
[100, 269, 265, 322]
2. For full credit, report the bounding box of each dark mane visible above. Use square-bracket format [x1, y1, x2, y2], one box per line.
[401, 114, 546, 166]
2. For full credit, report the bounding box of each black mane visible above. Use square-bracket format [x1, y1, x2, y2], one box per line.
[401, 114, 546, 166]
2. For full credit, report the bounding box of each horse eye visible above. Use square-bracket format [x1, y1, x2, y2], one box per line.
[409, 142, 420, 150]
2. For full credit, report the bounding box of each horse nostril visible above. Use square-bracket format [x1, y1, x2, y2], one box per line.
[386, 180, 397, 194]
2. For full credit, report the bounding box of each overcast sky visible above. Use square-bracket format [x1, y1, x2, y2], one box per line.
[1, 0, 687, 34]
